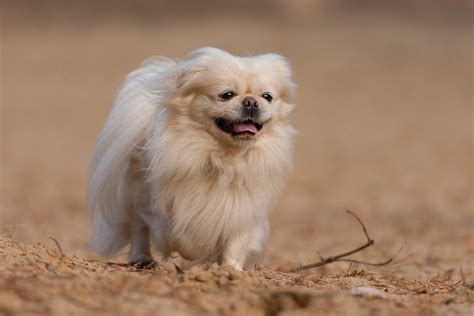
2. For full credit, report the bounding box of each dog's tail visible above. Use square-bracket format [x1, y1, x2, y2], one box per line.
[87, 57, 175, 256]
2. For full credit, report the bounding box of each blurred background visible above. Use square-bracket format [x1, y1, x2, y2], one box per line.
[1, 0, 472, 278]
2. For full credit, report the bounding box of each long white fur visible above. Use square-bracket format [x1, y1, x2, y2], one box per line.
[88, 48, 296, 270]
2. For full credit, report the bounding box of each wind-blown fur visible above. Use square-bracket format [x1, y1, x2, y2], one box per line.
[88, 48, 296, 270]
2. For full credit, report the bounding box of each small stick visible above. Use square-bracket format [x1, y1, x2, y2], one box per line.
[49, 237, 64, 259]
[287, 210, 400, 273]
[312, 268, 326, 284]
[345, 262, 353, 276]
[174, 263, 184, 274]
[459, 267, 466, 286]
[337, 243, 406, 267]
[336, 257, 393, 267]
[346, 210, 371, 243]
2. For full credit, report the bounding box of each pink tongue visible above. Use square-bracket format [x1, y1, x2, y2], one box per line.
[233, 123, 257, 134]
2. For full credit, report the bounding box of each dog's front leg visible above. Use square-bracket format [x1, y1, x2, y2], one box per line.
[222, 222, 267, 271]
[128, 217, 154, 268]
[222, 233, 250, 271]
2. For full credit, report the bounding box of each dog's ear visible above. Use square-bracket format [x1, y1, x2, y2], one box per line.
[258, 54, 297, 103]
[173, 47, 234, 97]
[254, 54, 296, 119]
[173, 64, 204, 96]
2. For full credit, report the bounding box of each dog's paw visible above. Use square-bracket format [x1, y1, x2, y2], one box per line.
[128, 255, 155, 269]
[222, 258, 244, 271]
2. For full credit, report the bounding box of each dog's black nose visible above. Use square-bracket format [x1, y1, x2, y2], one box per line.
[242, 96, 258, 108]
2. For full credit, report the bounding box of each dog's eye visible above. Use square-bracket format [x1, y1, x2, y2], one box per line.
[262, 92, 273, 103]
[219, 91, 236, 101]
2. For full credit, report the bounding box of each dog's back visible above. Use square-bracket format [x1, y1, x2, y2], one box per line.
[87, 57, 174, 256]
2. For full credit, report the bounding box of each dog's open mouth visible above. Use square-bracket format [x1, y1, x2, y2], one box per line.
[214, 117, 263, 138]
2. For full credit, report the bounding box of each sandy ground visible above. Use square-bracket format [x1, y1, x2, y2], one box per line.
[1, 2, 473, 315]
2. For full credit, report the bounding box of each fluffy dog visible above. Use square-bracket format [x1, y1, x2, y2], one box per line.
[87, 47, 296, 270]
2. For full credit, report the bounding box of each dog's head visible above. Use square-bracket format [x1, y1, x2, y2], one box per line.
[169, 47, 296, 143]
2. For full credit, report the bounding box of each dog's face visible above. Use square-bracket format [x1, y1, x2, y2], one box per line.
[172, 48, 296, 143]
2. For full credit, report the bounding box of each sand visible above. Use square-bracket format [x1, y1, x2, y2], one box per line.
[1, 2, 472, 315]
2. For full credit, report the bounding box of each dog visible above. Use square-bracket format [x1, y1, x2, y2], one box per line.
[87, 47, 296, 270]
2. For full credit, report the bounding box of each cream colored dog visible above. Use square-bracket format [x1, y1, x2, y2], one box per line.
[87, 48, 296, 270]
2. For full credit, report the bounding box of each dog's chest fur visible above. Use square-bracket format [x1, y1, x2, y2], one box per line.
[144, 125, 291, 260]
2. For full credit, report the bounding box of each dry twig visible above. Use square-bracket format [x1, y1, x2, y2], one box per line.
[459, 267, 466, 286]
[287, 210, 401, 273]
[49, 237, 64, 259]
[174, 263, 184, 274]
